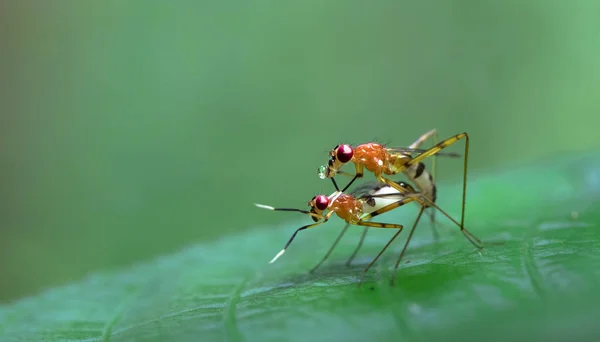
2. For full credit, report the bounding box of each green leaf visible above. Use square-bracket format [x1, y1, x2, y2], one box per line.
[2, 153, 600, 342]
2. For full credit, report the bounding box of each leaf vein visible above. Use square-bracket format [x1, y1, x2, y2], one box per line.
[101, 290, 139, 342]
[521, 236, 545, 299]
[223, 276, 251, 342]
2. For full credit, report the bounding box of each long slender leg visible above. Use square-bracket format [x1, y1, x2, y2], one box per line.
[390, 205, 426, 286]
[309, 223, 350, 273]
[354, 220, 406, 285]
[315, 165, 371, 272]
[418, 195, 483, 248]
[379, 176, 417, 195]
[345, 227, 368, 266]
[313, 182, 415, 272]
[377, 176, 482, 249]
[343, 182, 418, 276]
[322, 163, 366, 193]
[429, 131, 439, 240]
[338, 163, 365, 193]
[336, 169, 406, 266]
[357, 196, 421, 286]
[408, 129, 437, 150]
[312, 195, 413, 275]
[404, 133, 469, 232]
[350, 197, 421, 286]
[357, 187, 471, 286]
[355, 221, 408, 286]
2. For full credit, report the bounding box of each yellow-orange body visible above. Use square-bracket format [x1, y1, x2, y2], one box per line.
[352, 143, 411, 177]
[330, 193, 364, 224]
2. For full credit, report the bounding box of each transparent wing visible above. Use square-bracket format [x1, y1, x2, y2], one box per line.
[346, 181, 385, 197]
[346, 177, 410, 198]
[385, 147, 461, 158]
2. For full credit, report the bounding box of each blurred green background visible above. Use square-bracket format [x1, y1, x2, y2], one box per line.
[1, 0, 599, 302]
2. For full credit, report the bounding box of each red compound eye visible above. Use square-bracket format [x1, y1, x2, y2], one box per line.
[336, 144, 354, 163]
[314, 195, 330, 211]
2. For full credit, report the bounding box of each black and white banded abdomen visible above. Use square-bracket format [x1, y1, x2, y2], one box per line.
[404, 162, 437, 206]
[361, 185, 407, 214]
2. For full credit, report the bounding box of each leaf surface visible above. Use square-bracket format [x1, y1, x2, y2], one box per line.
[2, 153, 600, 342]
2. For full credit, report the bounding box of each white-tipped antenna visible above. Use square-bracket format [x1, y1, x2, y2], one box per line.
[254, 203, 275, 210]
[269, 249, 286, 264]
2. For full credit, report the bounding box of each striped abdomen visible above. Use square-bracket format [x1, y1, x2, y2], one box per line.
[361, 185, 407, 214]
[403, 162, 437, 206]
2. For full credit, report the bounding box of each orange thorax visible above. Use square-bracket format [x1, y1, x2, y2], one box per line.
[352, 143, 392, 176]
[331, 193, 363, 223]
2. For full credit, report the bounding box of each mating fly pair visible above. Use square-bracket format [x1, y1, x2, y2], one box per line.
[255, 130, 484, 285]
